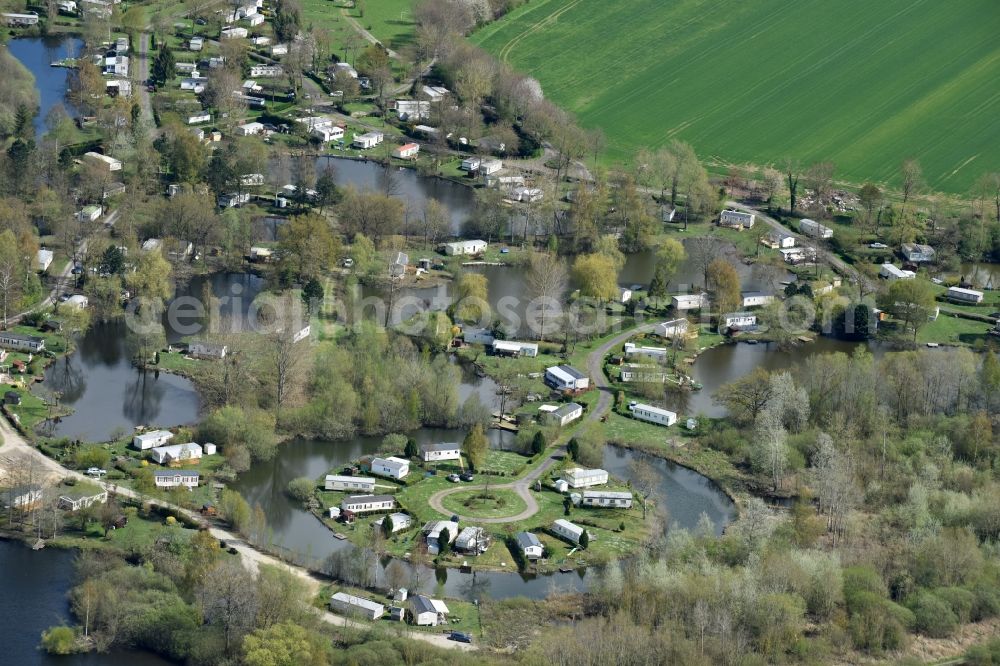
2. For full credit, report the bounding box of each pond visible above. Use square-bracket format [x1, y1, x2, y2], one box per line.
[0, 539, 175, 666]
[315, 156, 476, 233]
[39, 273, 265, 442]
[7, 36, 82, 139]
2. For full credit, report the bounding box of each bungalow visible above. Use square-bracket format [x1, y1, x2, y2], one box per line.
[413, 124, 439, 137]
[421, 85, 450, 101]
[188, 113, 211, 125]
[105, 79, 131, 97]
[662, 207, 677, 222]
[133, 430, 174, 450]
[545, 402, 583, 427]
[373, 512, 412, 533]
[220, 26, 248, 39]
[57, 1, 77, 14]
[562, 467, 609, 489]
[77, 205, 103, 222]
[654, 318, 690, 339]
[544, 365, 589, 391]
[330, 592, 384, 620]
[780, 246, 816, 265]
[879, 263, 916, 281]
[36, 248, 54, 272]
[392, 143, 420, 159]
[3, 12, 39, 26]
[153, 470, 199, 489]
[618, 287, 633, 303]
[799, 218, 833, 239]
[718, 209, 755, 229]
[332, 61, 356, 76]
[2, 484, 43, 509]
[180, 77, 207, 92]
[352, 131, 384, 149]
[189, 37, 204, 51]
[510, 186, 543, 203]
[176, 62, 198, 74]
[479, 159, 503, 175]
[551, 518, 591, 545]
[442, 239, 487, 256]
[395, 100, 430, 121]
[185, 342, 228, 362]
[0, 332, 45, 353]
[463, 327, 495, 346]
[672, 294, 708, 311]
[324, 474, 377, 492]
[313, 125, 345, 143]
[486, 174, 525, 190]
[141, 238, 162, 252]
[116, 37, 129, 53]
[515, 531, 544, 560]
[581, 490, 633, 509]
[420, 442, 461, 463]
[459, 157, 482, 172]
[83, 152, 122, 172]
[251, 36, 271, 46]
[102, 55, 129, 76]
[150, 442, 203, 464]
[370, 456, 409, 480]
[249, 64, 282, 77]
[454, 526, 490, 554]
[190, 127, 205, 141]
[719, 312, 758, 332]
[491, 340, 539, 357]
[58, 488, 108, 511]
[409, 595, 450, 626]
[741, 292, 775, 308]
[422, 520, 457, 555]
[623, 342, 668, 359]
[236, 122, 265, 136]
[631, 403, 677, 426]
[218, 192, 251, 208]
[761, 231, 795, 249]
[901, 243, 936, 263]
[340, 494, 395, 514]
[243, 12, 264, 26]
[64, 295, 89, 310]
[946, 286, 984, 304]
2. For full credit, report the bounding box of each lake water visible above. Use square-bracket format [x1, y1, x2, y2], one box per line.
[7, 36, 82, 139]
[38, 273, 265, 442]
[315, 157, 476, 232]
[0, 539, 174, 666]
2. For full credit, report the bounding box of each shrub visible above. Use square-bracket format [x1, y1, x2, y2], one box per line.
[910, 591, 958, 638]
[935, 586, 975, 624]
[286, 477, 316, 503]
[40, 625, 76, 654]
[847, 591, 913, 653]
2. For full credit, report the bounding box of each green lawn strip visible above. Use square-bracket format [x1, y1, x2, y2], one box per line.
[915, 313, 994, 347]
[4, 386, 52, 431]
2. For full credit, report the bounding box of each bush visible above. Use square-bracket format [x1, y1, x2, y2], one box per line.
[74, 445, 110, 470]
[935, 586, 975, 624]
[41, 625, 76, 654]
[847, 591, 913, 653]
[910, 591, 958, 638]
[286, 477, 316, 503]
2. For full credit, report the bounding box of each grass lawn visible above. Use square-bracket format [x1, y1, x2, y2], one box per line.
[3, 387, 51, 431]
[473, 0, 999, 192]
[915, 313, 995, 347]
[440, 488, 527, 520]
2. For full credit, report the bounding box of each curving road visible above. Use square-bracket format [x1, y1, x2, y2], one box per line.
[427, 324, 654, 523]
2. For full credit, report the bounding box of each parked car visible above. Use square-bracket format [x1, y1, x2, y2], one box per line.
[868, 242, 888, 249]
[86, 467, 107, 477]
[447, 474, 460, 483]
[459, 473, 474, 482]
[449, 631, 473, 644]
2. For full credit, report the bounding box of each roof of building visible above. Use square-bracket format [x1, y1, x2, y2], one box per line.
[633, 403, 677, 418]
[421, 442, 460, 452]
[741, 291, 771, 298]
[0, 332, 44, 343]
[516, 531, 541, 549]
[330, 592, 384, 613]
[553, 518, 583, 536]
[342, 494, 394, 505]
[135, 429, 173, 441]
[548, 365, 586, 380]
[723, 311, 756, 319]
[553, 402, 583, 417]
[153, 470, 199, 478]
[658, 318, 689, 328]
[325, 474, 376, 484]
[492, 340, 537, 351]
[564, 467, 607, 479]
[582, 490, 633, 500]
[151, 442, 202, 456]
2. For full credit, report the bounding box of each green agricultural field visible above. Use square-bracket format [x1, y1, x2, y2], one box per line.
[474, 0, 1000, 192]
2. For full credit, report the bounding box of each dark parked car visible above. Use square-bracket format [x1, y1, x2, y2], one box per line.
[449, 631, 473, 644]
[459, 473, 474, 482]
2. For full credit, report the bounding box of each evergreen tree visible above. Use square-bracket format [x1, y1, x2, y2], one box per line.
[438, 526, 450, 556]
[381, 514, 393, 538]
[151, 44, 176, 85]
[567, 437, 580, 461]
[404, 438, 418, 458]
[579, 529, 590, 549]
[531, 431, 546, 455]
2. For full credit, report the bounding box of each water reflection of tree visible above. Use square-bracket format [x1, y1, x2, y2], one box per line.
[121, 367, 166, 424]
[457, 569, 492, 603]
[43, 355, 86, 404]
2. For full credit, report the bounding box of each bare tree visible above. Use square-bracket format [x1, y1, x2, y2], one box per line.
[900, 158, 924, 209]
[197, 560, 260, 653]
[525, 251, 568, 340]
[628, 458, 659, 520]
[783, 158, 801, 215]
[685, 236, 721, 290]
